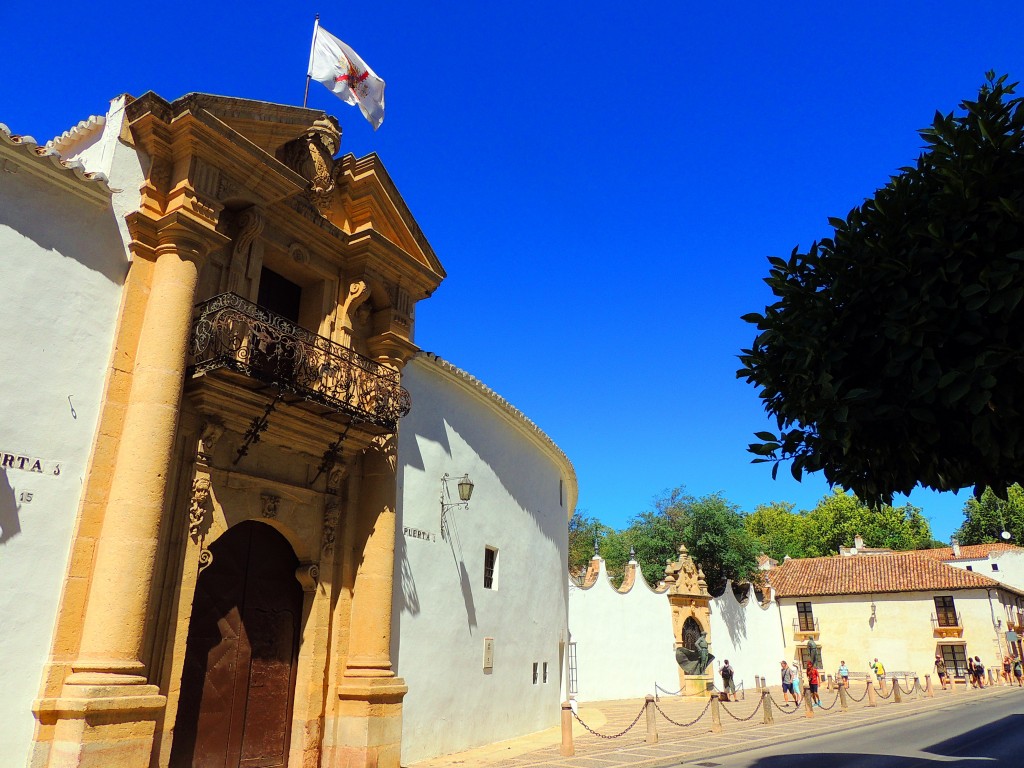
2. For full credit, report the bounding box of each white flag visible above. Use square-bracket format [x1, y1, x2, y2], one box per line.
[309, 26, 385, 130]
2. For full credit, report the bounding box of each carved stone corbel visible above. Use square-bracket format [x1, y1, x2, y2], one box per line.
[197, 418, 225, 463]
[226, 207, 264, 295]
[281, 117, 341, 212]
[295, 563, 320, 592]
[337, 279, 369, 347]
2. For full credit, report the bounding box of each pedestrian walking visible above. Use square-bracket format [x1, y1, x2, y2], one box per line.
[791, 658, 802, 699]
[1002, 656, 1012, 684]
[720, 659, 736, 702]
[838, 660, 850, 688]
[780, 660, 800, 706]
[934, 654, 949, 690]
[966, 655, 977, 688]
[1013, 658, 1023, 687]
[973, 656, 986, 688]
[806, 661, 822, 707]
[870, 657, 886, 684]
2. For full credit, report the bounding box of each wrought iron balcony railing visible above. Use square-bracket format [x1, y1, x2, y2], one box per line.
[792, 617, 819, 634]
[188, 293, 411, 431]
[931, 613, 963, 636]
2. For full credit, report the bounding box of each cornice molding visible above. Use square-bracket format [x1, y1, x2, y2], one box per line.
[1, 124, 112, 206]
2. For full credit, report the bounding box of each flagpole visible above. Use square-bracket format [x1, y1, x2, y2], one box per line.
[303, 14, 320, 107]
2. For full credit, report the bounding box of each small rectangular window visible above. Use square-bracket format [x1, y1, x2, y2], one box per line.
[934, 596, 958, 627]
[484, 546, 498, 589]
[559, 479, 564, 507]
[532, 663, 539, 684]
[543, 662, 548, 683]
[993, 563, 1000, 572]
[966, 565, 974, 571]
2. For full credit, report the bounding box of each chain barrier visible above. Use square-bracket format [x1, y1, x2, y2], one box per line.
[846, 685, 868, 703]
[654, 683, 683, 697]
[720, 696, 764, 722]
[571, 702, 648, 740]
[768, 695, 804, 716]
[652, 697, 713, 728]
[817, 690, 841, 711]
[876, 684, 895, 700]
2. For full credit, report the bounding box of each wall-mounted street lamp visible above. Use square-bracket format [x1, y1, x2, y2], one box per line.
[440, 473, 474, 539]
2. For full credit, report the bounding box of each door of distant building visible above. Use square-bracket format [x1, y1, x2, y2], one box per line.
[171, 520, 302, 768]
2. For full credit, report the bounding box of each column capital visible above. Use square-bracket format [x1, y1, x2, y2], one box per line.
[126, 209, 230, 264]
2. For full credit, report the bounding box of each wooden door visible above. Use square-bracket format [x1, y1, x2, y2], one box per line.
[171, 521, 302, 768]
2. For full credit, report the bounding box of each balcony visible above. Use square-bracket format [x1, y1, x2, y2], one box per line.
[187, 293, 411, 433]
[792, 617, 820, 639]
[931, 613, 963, 638]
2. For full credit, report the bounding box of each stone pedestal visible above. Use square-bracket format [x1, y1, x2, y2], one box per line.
[323, 677, 408, 768]
[680, 674, 713, 698]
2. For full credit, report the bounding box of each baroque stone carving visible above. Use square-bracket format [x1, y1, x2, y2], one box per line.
[281, 117, 341, 211]
[337, 280, 369, 346]
[260, 493, 280, 519]
[198, 419, 225, 461]
[188, 476, 212, 542]
[227, 207, 264, 295]
[198, 547, 213, 573]
[322, 501, 342, 554]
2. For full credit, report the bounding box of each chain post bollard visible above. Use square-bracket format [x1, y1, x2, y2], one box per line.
[560, 701, 574, 756]
[644, 695, 658, 744]
[879, 676, 889, 696]
[755, 676, 761, 691]
[893, 681, 902, 704]
[925, 674, 933, 697]
[866, 681, 877, 707]
[710, 694, 723, 733]
[803, 692, 814, 718]
[838, 682, 848, 711]
[827, 674, 834, 691]
[761, 690, 774, 725]
[989, 668, 997, 687]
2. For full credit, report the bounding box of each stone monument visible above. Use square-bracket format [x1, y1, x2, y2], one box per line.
[664, 544, 714, 697]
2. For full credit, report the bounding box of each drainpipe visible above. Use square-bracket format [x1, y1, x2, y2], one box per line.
[987, 588, 1005, 660]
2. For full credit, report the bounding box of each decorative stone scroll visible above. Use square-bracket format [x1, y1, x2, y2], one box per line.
[295, 563, 320, 592]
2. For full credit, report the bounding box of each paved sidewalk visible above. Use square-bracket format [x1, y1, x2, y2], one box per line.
[409, 682, 1024, 768]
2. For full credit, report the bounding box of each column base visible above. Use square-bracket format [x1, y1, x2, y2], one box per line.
[322, 676, 408, 768]
[33, 684, 165, 768]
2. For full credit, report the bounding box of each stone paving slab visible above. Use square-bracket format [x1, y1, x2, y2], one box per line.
[409, 683, 1024, 768]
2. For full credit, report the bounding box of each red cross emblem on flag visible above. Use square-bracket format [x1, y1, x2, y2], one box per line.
[336, 63, 370, 98]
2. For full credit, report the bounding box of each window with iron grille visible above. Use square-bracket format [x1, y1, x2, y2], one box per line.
[484, 546, 498, 589]
[940, 644, 968, 678]
[532, 662, 539, 684]
[934, 596, 958, 627]
[568, 642, 578, 695]
[797, 602, 815, 631]
[798, 646, 824, 670]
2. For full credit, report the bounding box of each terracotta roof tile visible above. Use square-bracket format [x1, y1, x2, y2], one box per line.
[916, 543, 1023, 561]
[766, 551, 1013, 597]
[1, 123, 112, 195]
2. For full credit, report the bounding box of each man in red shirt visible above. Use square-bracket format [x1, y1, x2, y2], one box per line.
[806, 661, 822, 707]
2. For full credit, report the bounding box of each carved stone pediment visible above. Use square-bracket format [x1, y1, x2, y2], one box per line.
[664, 544, 710, 599]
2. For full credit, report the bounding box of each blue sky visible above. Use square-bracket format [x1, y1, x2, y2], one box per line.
[6, 2, 1024, 542]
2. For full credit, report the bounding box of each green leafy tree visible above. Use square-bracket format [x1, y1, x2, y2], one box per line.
[624, 487, 760, 592]
[568, 510, 609, 577]
[798, 490, 936, 555]
[955, 484, 1024, 544]
[745, 501, 808, 561]
[738, 73, 1024, 506]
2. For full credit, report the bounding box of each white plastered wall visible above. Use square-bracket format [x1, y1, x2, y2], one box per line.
[568, 557, 679, 701]
[945, 551, 1024, 594]
[394, 355, 572, 764]
[0, 131, 126, 760]
[709, 583, 786, 691]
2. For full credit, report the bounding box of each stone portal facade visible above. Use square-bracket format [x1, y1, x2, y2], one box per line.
[26, 92, 445, 768]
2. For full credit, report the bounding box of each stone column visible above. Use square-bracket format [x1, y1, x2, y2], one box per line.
[332, 438, 408, 768]
[345, 441, 399, 678]
[41, 218, 214, 768]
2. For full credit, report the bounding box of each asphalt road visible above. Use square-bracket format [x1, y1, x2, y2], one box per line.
[681, 690, 1024, 767]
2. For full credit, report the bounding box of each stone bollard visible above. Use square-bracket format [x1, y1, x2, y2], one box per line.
[879, 676, 889, 696]
[762, 690, 774, 725]
[893, 681, 903, 704]
[838, 682, 849, 712]
[560, 701, 574, 756]
[867, 681, 877, 707]
[755, 676, 761, 690]
[827, 674, 834, 690]
[925, 675, 934, 698]
[645, 695, 658, 743]
[803, 692, 815, 718]
[988, 668, 997, 687]
[760, 675, 767, 690]
[710, 694, 723, 733]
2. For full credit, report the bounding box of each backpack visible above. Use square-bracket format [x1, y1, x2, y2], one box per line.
[1014, 660, 1022, 675]
[721, 664, 733, 680]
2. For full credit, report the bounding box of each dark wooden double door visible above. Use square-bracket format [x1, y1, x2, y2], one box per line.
[171, 521, 302, 768]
